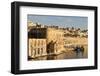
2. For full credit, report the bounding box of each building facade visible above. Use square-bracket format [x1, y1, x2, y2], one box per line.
[47, 28, 65, 55]
[28, 22, 66, 59]
[28, 39, 47, 58]
[28, 25, 47, 59]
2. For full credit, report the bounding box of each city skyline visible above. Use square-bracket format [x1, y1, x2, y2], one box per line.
[28, 14, 88, 30]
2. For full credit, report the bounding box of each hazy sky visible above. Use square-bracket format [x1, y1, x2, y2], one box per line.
[28, 14, 88, 30]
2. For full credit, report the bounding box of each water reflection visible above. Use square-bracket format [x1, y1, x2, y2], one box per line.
[75, 50, 84, 58]
[30, 46, 88, 61]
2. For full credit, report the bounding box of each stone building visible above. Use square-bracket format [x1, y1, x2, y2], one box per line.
[47, 28, 65, 55]
[28, 22, 66, 59]
[28, 27, 47, 59]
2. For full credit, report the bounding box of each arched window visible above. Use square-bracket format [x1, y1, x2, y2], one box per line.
[38, 48, 40, 55]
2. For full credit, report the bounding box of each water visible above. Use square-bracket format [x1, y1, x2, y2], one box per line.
[29, 46, 88, 61]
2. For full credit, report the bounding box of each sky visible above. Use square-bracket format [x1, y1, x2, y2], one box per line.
[28, 14, 88, 30]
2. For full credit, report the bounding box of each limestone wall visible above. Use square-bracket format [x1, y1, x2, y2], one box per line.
[47, 28, 65, 54]
[28, 39, 47, 58]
